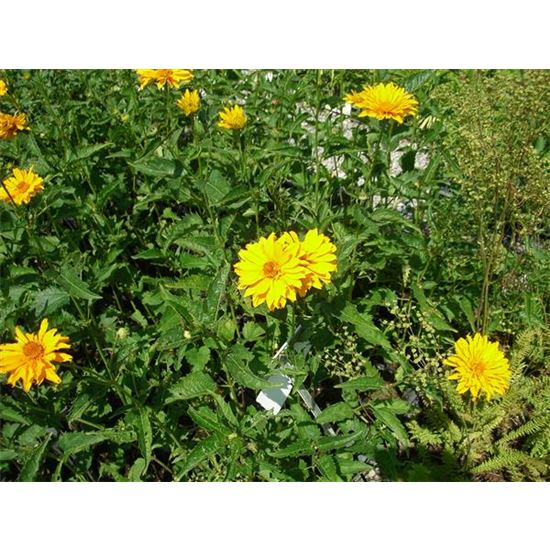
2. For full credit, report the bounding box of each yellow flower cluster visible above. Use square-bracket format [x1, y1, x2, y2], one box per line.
[0, 319, 71, 392]
[0, 79, 8, 96]
[344, 82, 418, 124]
[234, 229, 337, 311]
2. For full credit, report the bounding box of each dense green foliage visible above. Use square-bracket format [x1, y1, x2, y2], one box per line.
[0, 69, 548, 481]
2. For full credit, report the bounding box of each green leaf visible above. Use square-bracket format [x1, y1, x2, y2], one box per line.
[338, 304, 391, 349]
[188, 406, 232, 436]
[58, 270, 101, 301]
[175, 434, 226, 477]
[373, 408, 409, 445]
[128, 458, 147, 481]
[71, 142, 111, 161]
[160, 286, 199, 327]
[268, 439, 314, 458]
[242, 321, 266, 342]
[166, 371, 217, 402]
[0, 450, 18, 461]
[130, 157, 182, 178]
[19, 438, 50, 481]
[32, 287, 70, 316]
[316, 402, 355, 424]
[335, 375, 384, 392]
[316, 455, 343, 481]
[185, 346, 211, 370]
[316, 430, 366, 451]
[59, 432, 110, 456]
[404, 70, 435, 92]
[0, 404, 31, 425]
[59, 429, 135, 456]
[133, 408, 153, 466]
[205, 262, 230, 323]
[225, 345, 277, 390]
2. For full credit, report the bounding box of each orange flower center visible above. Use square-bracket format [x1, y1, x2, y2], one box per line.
[263, 261, 280, 278]
[23, 342, 44, 360]
[16, 180, 30, 194]
[470, 359, 486, 376]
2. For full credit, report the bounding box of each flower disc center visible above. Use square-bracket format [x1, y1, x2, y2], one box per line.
[262, 260, 280, 278]
[16, 181, 30, 193]
[23, 342, 44, 360]
[471, 360, 486, 376]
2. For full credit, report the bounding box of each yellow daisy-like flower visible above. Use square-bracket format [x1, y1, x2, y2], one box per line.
[0, 112, 29, 140]
[0, 319, 72, 392]
[234, 233, 308, 311]
[444, 333, 511, 401]
[344, 82, 418, 124]
[0, 79, 8, 96]
[136, 69, 194, 90]
[176, 89, 200, 116]
[0, 167, 44, 205]
[218, 105, 247, 130]
[281, 229, 338, 296]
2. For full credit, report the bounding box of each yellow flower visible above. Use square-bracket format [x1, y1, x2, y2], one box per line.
[281, 229, 338, 296]
[444, 333, 511, 401]
[0, 80, 7, 96]
[176, 89, 200, 116]
[0, 112, 29, 140]
[344, 82, 418, 124]
[0, 167, 44, 205]
[0, 319, 72, 392]
[234, 233, 308, 311]
[218, 105, 247, 130]
[136, 69, 194, 90]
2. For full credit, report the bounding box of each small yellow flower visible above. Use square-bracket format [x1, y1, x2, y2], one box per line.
[218, 105, 247, 130]
[0, 319, 72, 392]
[176, 89, 201, 116]
[344, 82, 418, 124]
[234, 233, 308, 311]
[444, 333, 511, 401]
[0, 80, 8, 96]
[0, 167, 44, 205]
[0, 112, 29, 140]
[281, 229, 338, 296]
[136, 69, 194, 90]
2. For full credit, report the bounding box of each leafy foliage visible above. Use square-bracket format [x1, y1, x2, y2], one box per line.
[0, 69, 548, 481]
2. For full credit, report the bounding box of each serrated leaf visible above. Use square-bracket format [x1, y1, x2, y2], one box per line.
[316, 430, 365, 451]
[338, 304, 391, 349]
[130, 157, 182, 178]
[167, 371, 217, 402]
[32, 287, 70, 316]
[0, 404, 31, 425]
[185, 346, 211, 370]
[19, 438, 50, 481]
[71, 142, 111, 161]
[225, 346, 278, 390]
[373, 408, 409, 444]
[133, 408, 152, 466]
[175, 434, 225, 477]
[0, 450, 18, 461]
[59, 429, 135, 456]
[315, 402, 355, 424]
[335, 375, 384, 392]
[205, 262, 230, 324]
[188, 406, 232, 436]
[268, 439, 313, 458]
[58, 270, 101, 301]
